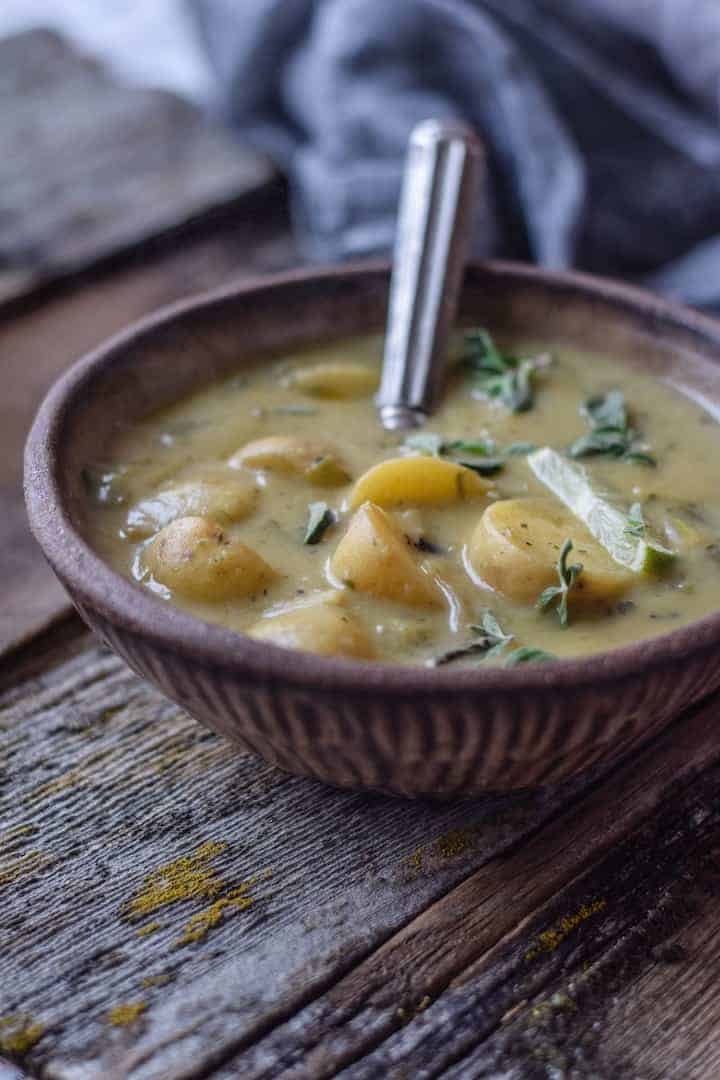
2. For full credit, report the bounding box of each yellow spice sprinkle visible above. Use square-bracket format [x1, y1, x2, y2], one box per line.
[175, 881, 256, 946]
[0, 824, 36, 849]
[107, 1002, 146, 1027]
[529, 992, 576, 1023]
[435, 828, 473, 859]
[26, 770, 83, 804]
[0, 1015, 44, 1055]
[0, 851, 49, 891]
[525, 899, 607, 961]
[136, 921, 161, 938]
[141, 974, 173, 989]
[123, 841, 228, 920]
[406, 849, 423, 874]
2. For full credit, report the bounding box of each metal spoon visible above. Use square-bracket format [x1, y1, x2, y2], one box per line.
[377, 119, 484, 431]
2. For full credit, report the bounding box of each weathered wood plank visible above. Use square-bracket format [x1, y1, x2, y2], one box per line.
[599, 899, 720, 1079]
[330, 765, 720, 1079]
[208, 694, 720, 1079]
[0, 636, 616, 1079]
[3, 628, 720, 1077]
[0, 181, 295, 657]
[0, 617, 90, 696]
[0, 28, 273, 303]
[0, 1061, 30, 1080]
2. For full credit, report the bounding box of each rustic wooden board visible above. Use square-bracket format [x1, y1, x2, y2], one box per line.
[0, 28, 273, 303]
[0, 1063, 28, 1080]
[0, 28, 294, 658]
[598, 902, 720, 1079]
[0, 180, 296, 658]
[2, 621, 720, 1077]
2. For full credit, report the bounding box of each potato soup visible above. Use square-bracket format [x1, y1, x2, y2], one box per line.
[82, 331, 720, 667]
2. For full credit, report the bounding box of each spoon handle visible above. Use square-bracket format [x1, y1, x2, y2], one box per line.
[377, 119, 484, 431]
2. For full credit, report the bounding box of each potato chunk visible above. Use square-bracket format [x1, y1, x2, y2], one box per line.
[229, 436, 350, 487]
[287, 361, 380, 399]
[250, 603, 375, 659]
[348, 456, 490, 510]
[145, 516, 276, 601]
[468, 498, 633, 605]
[303, 456, 352, 487]
[331, 502, 443, 608]
[125, 473, 257, 539]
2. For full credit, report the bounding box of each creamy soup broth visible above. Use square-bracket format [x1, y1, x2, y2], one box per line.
[83, 333, 720, 666]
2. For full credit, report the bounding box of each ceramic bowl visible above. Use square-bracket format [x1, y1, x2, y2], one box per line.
[25, 262, 720, 796]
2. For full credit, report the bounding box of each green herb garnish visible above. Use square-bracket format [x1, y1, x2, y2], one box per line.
[444, 440, 504, 476]
[474, 610, 515, 662]
[430, 610, 513, 667]
[303, 502, 335, 545]
[461, 329, 547, 413]
[475, 609, 514, 644]
[454, 456, 506, 477]
[505, 441, 537, 456]
[625, 502, 645, 538]
[430, 641, 501, 667]
[403, 432, 445, 457]
[568, 391, 655, 465]
[585, 389, 626, 429]
[503, 646, 556, 667]
[272, 405, 318, 416]
[623, 450, 657, 467]
[536, 539, 584, 627]
[445, 439, 494, 456]
[403, 434, 535, 477]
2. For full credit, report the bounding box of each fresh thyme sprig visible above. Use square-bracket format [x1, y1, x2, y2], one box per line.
[303, 502, 335, 545]
[475, 609, 513, 644]
[568, 390, 655, 466]
[624, 501, 646, 538]
[503, 646, 556, 667]
[536, 539, 584, 627]
[460, 329, 549, 413]
[429, 610, 513, 667]
[403, 432, 536, 477]
[429, 609, 558, 668]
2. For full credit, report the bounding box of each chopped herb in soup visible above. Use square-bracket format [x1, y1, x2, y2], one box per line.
[83, 331, 720, 666]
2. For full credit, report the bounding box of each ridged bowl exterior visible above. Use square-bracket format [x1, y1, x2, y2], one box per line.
[69, 600, 720, 796]
[25, 262, 720, 795]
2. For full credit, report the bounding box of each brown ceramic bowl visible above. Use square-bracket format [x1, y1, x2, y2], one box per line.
[24, 261, 720, 796]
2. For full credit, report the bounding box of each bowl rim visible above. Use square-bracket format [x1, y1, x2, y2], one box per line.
[24, 258, 720, 698]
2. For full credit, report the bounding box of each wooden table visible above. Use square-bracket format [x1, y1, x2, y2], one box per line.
[3, 31, 720, 1080]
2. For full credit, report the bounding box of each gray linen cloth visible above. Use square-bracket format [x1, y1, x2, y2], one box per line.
[192, 0, 720, 309]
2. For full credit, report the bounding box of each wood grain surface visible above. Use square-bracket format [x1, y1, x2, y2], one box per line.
[0, 27, 296, 658]
[0, 183, 296, 658]
[2, 620, 720, 1078]
[0, 29, 273, 302]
